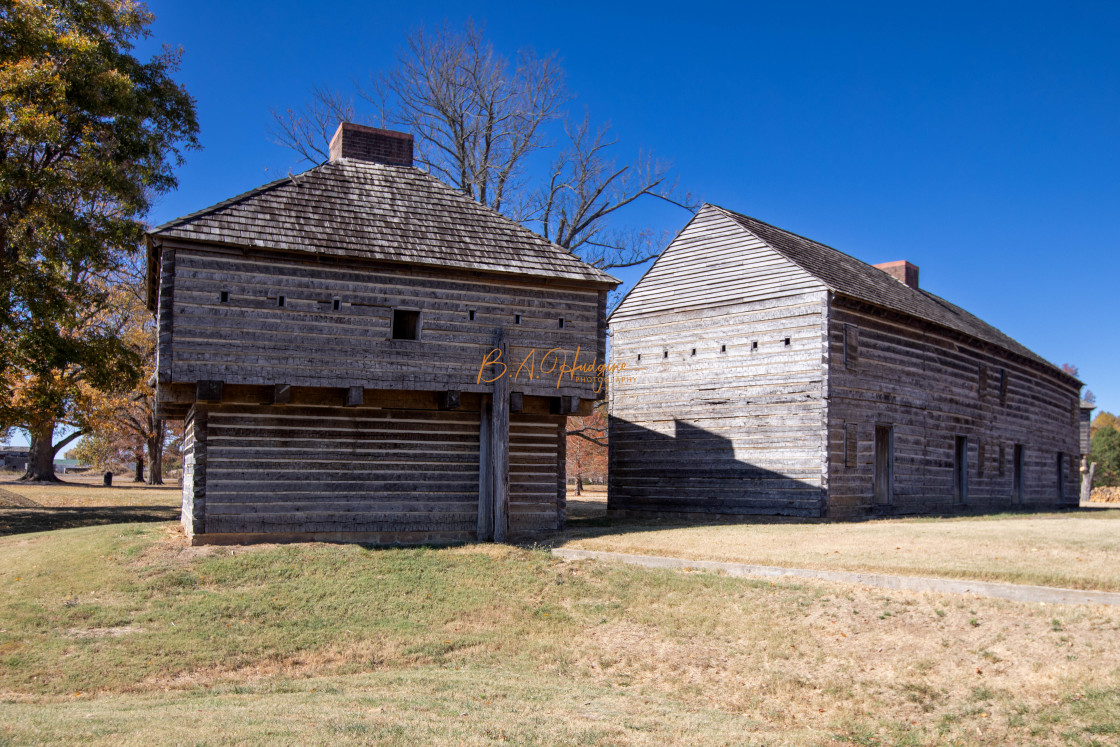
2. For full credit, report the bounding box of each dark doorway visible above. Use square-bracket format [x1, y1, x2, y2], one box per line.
[954, 436, 968, 504]
[1013, 444, 1024, 504]
[874, 425, 893, 506]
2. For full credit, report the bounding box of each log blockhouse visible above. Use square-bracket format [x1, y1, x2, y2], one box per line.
[148, 123, 617, 545]
[609, 204, 1083, 518]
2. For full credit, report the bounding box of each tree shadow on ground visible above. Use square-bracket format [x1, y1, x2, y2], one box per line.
[0, 507, 179, 537]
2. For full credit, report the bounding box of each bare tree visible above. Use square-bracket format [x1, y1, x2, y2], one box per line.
[270, 84, 363, 165]
[534, 115, 695, 269]
[358, 20, 566, 216]
[269, 20, 696, 270]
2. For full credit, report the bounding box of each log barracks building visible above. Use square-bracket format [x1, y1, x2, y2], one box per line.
[608, 204, 1083, 519]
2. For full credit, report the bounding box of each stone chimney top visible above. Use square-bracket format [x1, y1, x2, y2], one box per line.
[328, 122, 413, 166]
[874, 260, 920, 290]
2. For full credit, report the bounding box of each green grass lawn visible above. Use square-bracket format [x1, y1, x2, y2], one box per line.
[558, 508, 1120, 592]
[2, 522, 1119, 745]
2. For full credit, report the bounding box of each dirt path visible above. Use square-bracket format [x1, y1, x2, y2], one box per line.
[553, 548, 1120, 606]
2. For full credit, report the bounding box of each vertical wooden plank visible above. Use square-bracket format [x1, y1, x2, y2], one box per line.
[556, 421, 567, 530]
[344, 386, 364, 407]
[491, 332, 510, 542]
[477, 396, 494, 541]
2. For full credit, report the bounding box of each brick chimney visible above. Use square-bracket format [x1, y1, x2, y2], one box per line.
[328, 123, 413, 166]
[874, 260, 919, 290]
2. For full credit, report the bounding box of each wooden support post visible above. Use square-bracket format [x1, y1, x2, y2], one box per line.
[344, 386, 364, 407]
[491, 332, 510, 542]
[197, 380, 223, 402]
[439, 390, 462, 410]
[550, 395, 579, 415]
[556, 421, 567, 530]
[272, 384, 291, 404]
[509, 391, 523, 413]
[477, 396, 493, 541]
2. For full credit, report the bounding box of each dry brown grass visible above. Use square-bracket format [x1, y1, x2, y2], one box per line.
[559, 509, 1120, 592]
[3, 523, 1118, 745]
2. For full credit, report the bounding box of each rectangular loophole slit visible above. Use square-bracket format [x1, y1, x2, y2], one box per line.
[558, 317, 565, 329]
[468, 309, 476, 321]
[514, 314, 522, 325]
[690, 348, 696, 356]
[391, 309, 421, 340]
[955, 436, 968, 504]
[1013, 444, 1024, 503]
[276, 295, 285, 308]
[874, 425, 893, 505]
[751, 341, 758, 351]
[720, 344, 727, 353]
[219, 290, 229, 304]
[332, 298, 341, 311]
[663, 349, 669, 359]
[784, 337, 791, 346]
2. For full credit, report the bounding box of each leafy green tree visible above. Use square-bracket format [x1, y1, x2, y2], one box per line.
[1091, 427, 1120, 487]
[0, 0, 199, 480]
[1091, 411, 1117, 439]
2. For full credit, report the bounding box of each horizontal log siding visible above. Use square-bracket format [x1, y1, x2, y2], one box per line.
[166, 242, 604, 398]
[509, 414, 566, 535]
[611, 207, 827, 320]
[197, 405, 481, 537]
[826, 297, 1081, 516]
[609, 290, 830, 517]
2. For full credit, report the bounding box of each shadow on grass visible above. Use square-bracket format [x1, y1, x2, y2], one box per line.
[0, 506, 180, 537]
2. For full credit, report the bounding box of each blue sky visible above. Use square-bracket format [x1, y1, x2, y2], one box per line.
[138, 0, 1118, 413]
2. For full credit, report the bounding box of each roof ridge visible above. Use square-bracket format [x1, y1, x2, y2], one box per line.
[707, 203, 874, 285]
[707, 203, 1072, 379]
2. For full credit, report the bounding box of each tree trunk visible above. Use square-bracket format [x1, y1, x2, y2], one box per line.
[21, 419, 59, 482]
[575, 474, 583, 496]
[146, 420, 164, 485]
[133, 452, 144, 483]
[1081, 459, 1096, 504]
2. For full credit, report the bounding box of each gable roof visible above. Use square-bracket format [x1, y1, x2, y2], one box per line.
[708, 205, 1072, 377]
[149, 159, 617, 286]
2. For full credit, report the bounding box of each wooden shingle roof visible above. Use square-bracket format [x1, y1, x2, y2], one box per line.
[712, 205, 1073, 378]
[150, 160, 617, 286]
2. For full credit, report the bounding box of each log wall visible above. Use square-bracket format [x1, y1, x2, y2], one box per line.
[158, 240, 607, 401]
[181, 403, 565, 544]
[608, 208, 831, 517]
[826, 295, 1082, 516]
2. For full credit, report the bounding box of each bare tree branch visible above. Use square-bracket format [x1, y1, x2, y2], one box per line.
[269, 21, 697, 272]
[531, 114, 699, 270]
[269, 84, 361, 165]
[357, 19, 567, 213]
